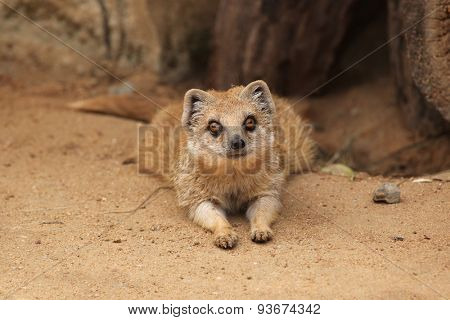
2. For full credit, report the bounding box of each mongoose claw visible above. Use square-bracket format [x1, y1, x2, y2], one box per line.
[251, 228, 273, 243]
[214, 230, 238, 249]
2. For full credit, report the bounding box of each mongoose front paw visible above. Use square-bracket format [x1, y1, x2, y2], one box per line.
[251, 227, 273, 243]
[214, 230, 238, 249]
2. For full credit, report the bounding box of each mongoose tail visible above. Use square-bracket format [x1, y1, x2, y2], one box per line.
[67, 94, 159, 122]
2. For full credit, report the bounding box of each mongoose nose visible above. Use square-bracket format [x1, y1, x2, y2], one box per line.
[230, 135, 246, 150]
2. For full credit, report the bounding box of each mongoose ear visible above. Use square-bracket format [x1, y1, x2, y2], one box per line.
[182, 89, 214, 129]
[239, 80, 275, 114]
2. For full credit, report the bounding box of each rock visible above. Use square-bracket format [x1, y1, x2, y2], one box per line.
[147, 0, 220, 81]
[122, 157, 137, 165]
[41, 221, 64, 225]
[209, 0, 363, 95]
[388, 0, 450, 134]
[373, 183, 400, 204]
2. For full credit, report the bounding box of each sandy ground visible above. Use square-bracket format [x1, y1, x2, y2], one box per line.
[0, 81, 449, 300]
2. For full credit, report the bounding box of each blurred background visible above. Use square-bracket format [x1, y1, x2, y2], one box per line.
[1, 0, 449, 176]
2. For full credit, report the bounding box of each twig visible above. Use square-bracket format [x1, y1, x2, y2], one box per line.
[105, 185, 173, 214]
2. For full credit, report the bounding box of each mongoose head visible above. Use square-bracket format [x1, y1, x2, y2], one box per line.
[181, 80, 276, 166]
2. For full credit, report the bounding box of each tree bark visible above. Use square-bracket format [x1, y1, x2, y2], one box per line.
[388, 0, 450, 137]
[208, 0, 357, 95]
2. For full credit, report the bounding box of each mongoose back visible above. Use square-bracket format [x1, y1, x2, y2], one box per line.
[147, 80, 315, 248]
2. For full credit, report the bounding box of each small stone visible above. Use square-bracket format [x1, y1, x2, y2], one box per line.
[112, 239, 122, 243]
[122, 157, 136, 165]
[41, 221, 64, 225]
[373, 183, 400, 204]
[35, 240, 41, 244]
[392, 236, 404, 241]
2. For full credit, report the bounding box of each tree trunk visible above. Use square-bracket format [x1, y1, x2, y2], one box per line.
[208, 0, 357, 95]
[388, 0, 450, 137]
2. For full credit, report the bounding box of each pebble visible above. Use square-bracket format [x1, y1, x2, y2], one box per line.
[373, 183, 400, 204]
[122, 157, 136, 165]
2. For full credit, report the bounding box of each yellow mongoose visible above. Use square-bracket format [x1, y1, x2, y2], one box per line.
[147, 80, 315, 248]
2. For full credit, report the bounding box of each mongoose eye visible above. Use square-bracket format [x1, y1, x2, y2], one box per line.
[244, 116, 257, 131]
[208, 121, 222, 137]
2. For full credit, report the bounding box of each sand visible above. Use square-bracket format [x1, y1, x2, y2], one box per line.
[0, 79, 448, 300]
